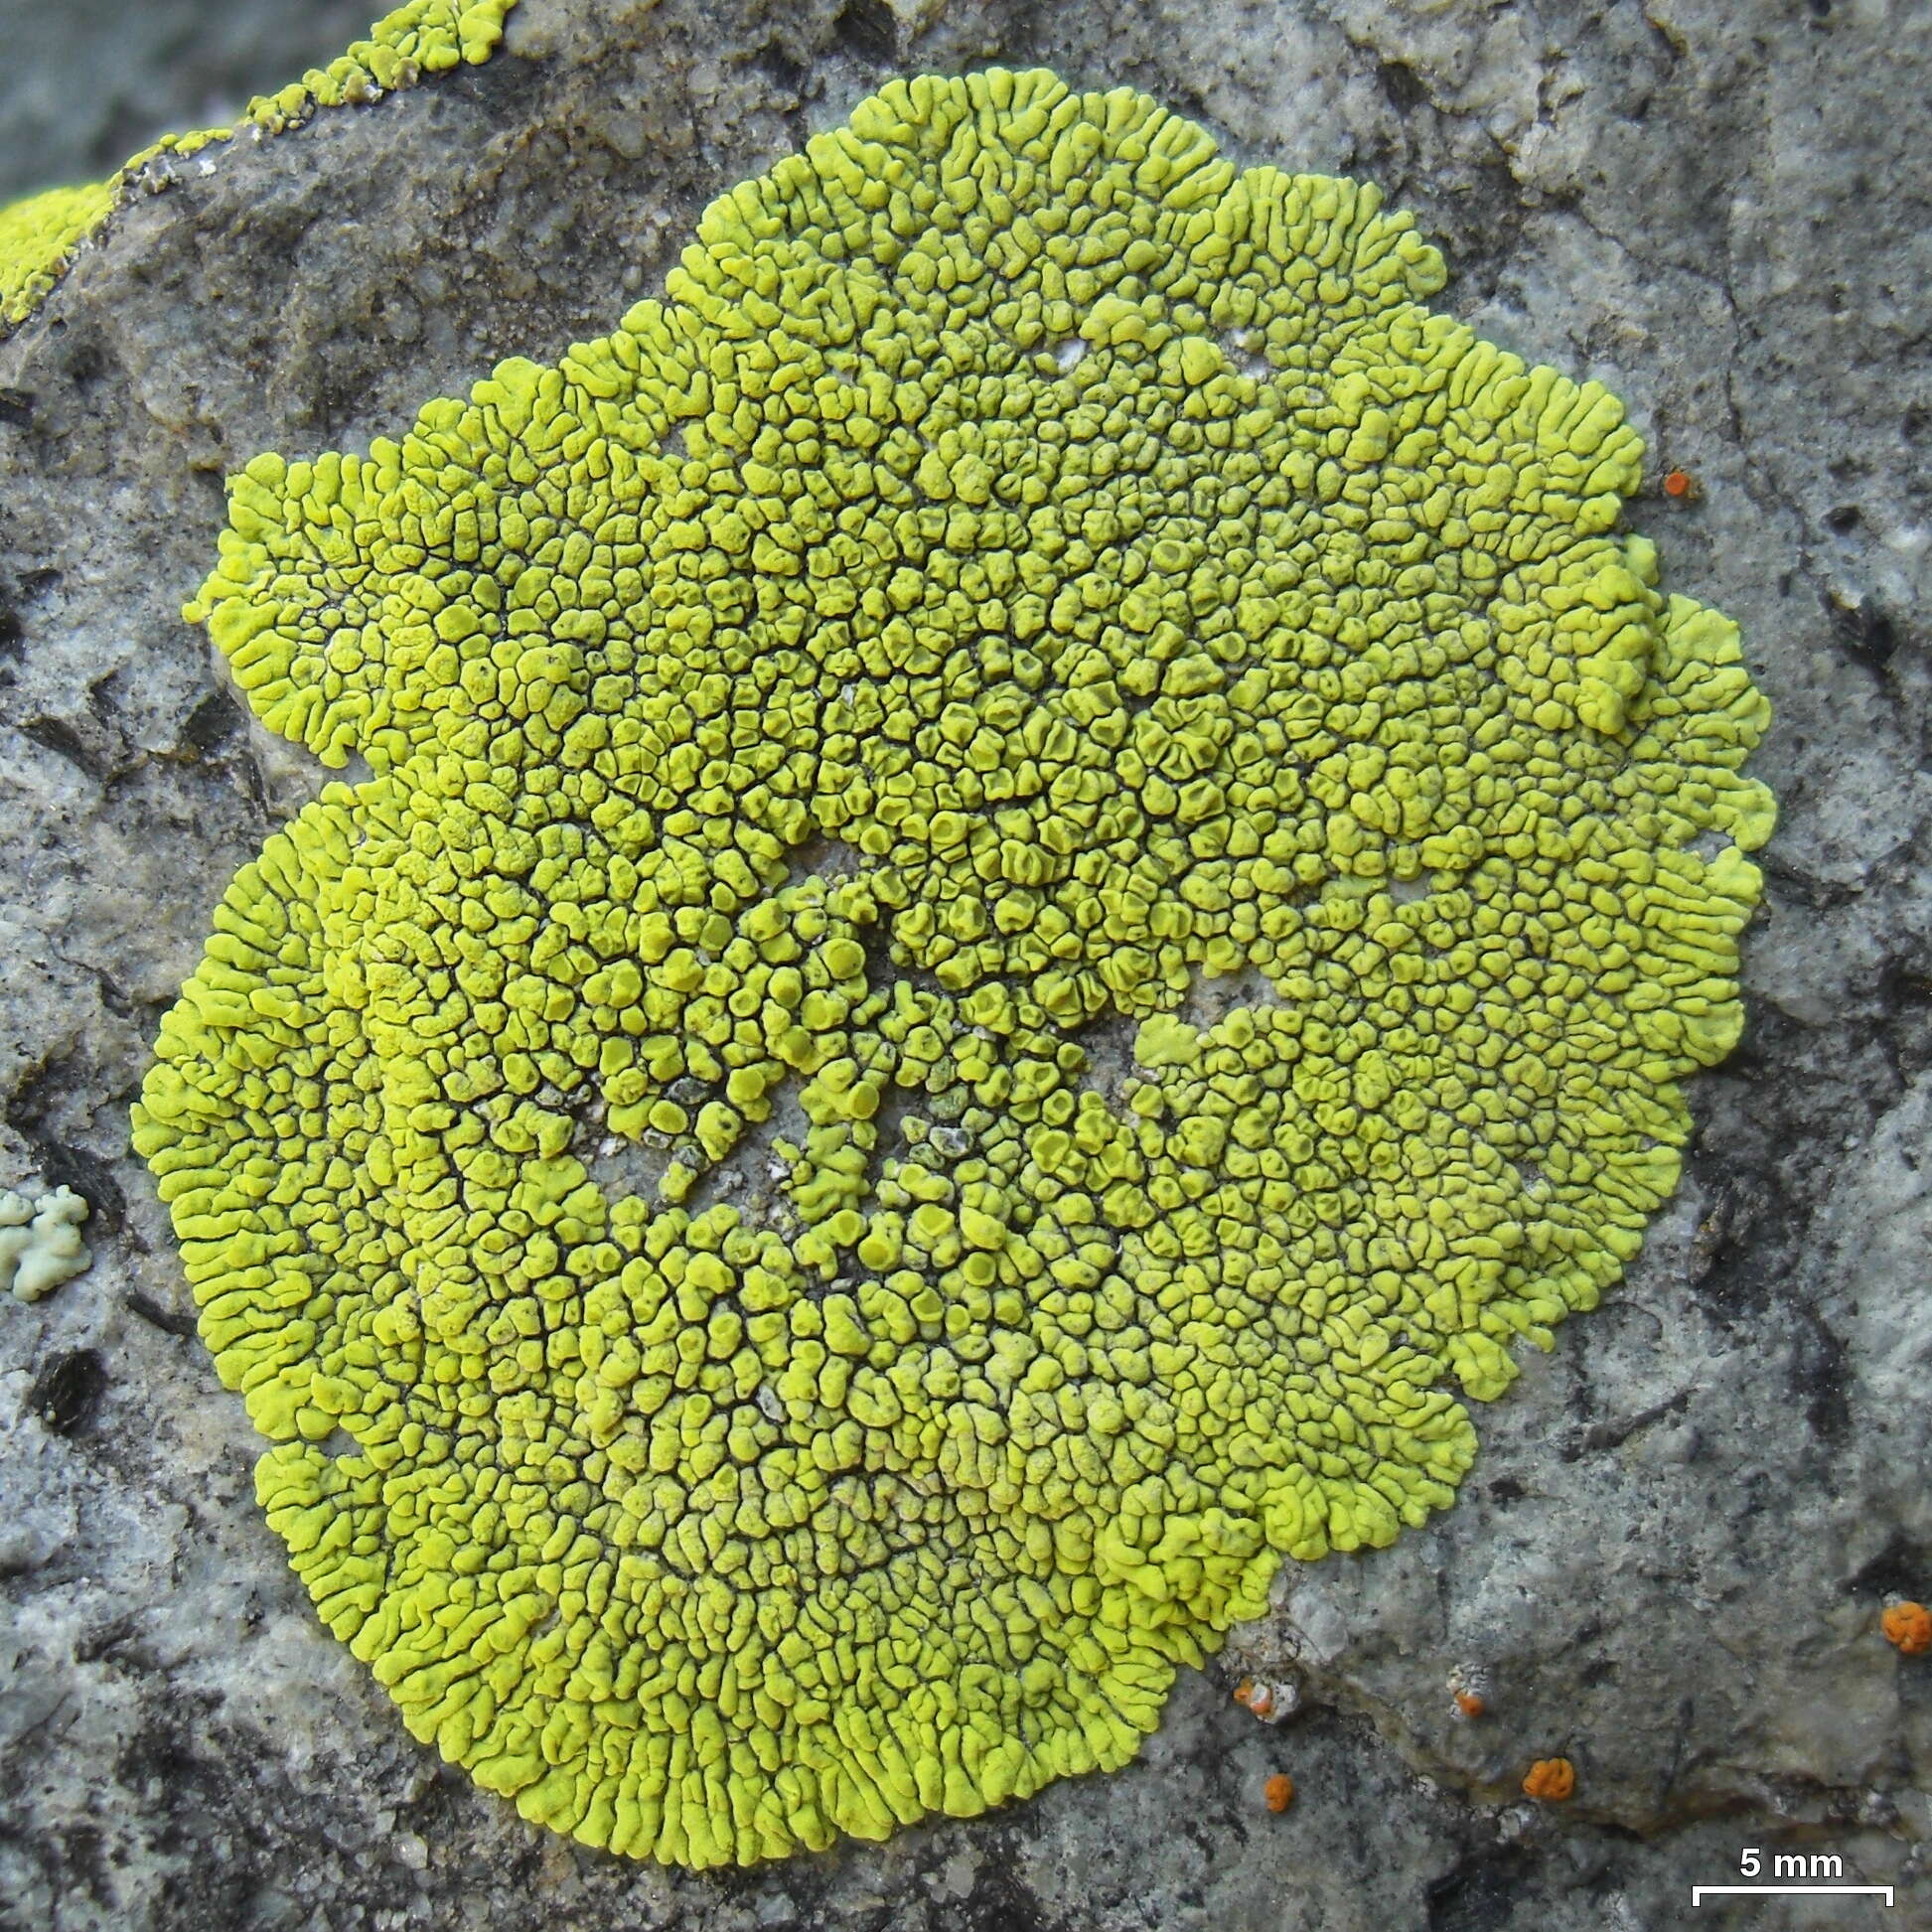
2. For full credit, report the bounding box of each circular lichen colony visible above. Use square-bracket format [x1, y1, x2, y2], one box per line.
[133, 70, 1774, 1864]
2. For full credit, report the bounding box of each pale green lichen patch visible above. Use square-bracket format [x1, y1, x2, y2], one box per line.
[0, 1185, 92, 1302]
[135, 69, 1774, 1865]
[0, 0, 517, 331]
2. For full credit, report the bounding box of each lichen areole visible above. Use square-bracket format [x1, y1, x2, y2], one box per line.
[133, 68, 1775, 1864]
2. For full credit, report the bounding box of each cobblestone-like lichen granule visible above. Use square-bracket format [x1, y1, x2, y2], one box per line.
[132, 69, 1774, 1865]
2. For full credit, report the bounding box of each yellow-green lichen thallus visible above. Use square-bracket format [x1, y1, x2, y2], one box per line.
[0, 0, 516, 330]
[133, 68, 1774, 1865]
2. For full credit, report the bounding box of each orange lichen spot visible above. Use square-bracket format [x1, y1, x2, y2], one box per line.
[1263, 1773, 1296, 1814]
[1235, 1676, 1295, 1722]
[1882, 1599, 1932, 1656]
[1448, 1664, 1490, 1718]
[1522, 1757, 1575, 1802]
[1662, 467, 1700, 501]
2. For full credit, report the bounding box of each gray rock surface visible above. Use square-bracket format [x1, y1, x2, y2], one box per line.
[2, 0, 1929, 1925]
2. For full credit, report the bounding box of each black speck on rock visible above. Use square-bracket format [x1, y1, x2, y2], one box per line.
[29, 1348, 107, 1435]
[1826, 587, 1898, 669]
[966, 1853, 1051, 1932]
[1379, 61, 1430, 114]
[125, 1290, 199, 1339]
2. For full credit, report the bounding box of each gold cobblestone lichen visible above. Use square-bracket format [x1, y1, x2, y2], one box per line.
[0, 0, 517, 329]
[132, 69, 1774, 1863]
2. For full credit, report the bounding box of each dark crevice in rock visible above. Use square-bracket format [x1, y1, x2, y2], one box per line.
[176, 688, 246, 758]
[1378, 60, 1431, 115]
[1681, 1167, 1796, 1326]
[1825, 585, 1899, 671]
[24, 1139, 126, 1236]
[5, 1045, 128, 1237]
[1789, 1306, 1853, 1445]
[831, 0, 899, 66]
[1424, 1846, 1534, 1932]
[20, 711, 108, 778]
[1848, 1532, 1932, 1603]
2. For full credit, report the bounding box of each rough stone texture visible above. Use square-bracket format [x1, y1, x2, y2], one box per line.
[0, 0, 384, 204]
[0, 0, 1927, 1925]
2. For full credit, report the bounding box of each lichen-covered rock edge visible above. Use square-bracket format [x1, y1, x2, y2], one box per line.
[0, 0, 517, 331]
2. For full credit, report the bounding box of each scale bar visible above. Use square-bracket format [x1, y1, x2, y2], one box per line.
[1692, 1887, 1892, 1905]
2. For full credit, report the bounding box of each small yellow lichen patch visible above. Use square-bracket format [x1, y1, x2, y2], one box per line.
[0, 183, 117, 328]
[135, 68, 1774, 1865]
[0, 1, 517, 333]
